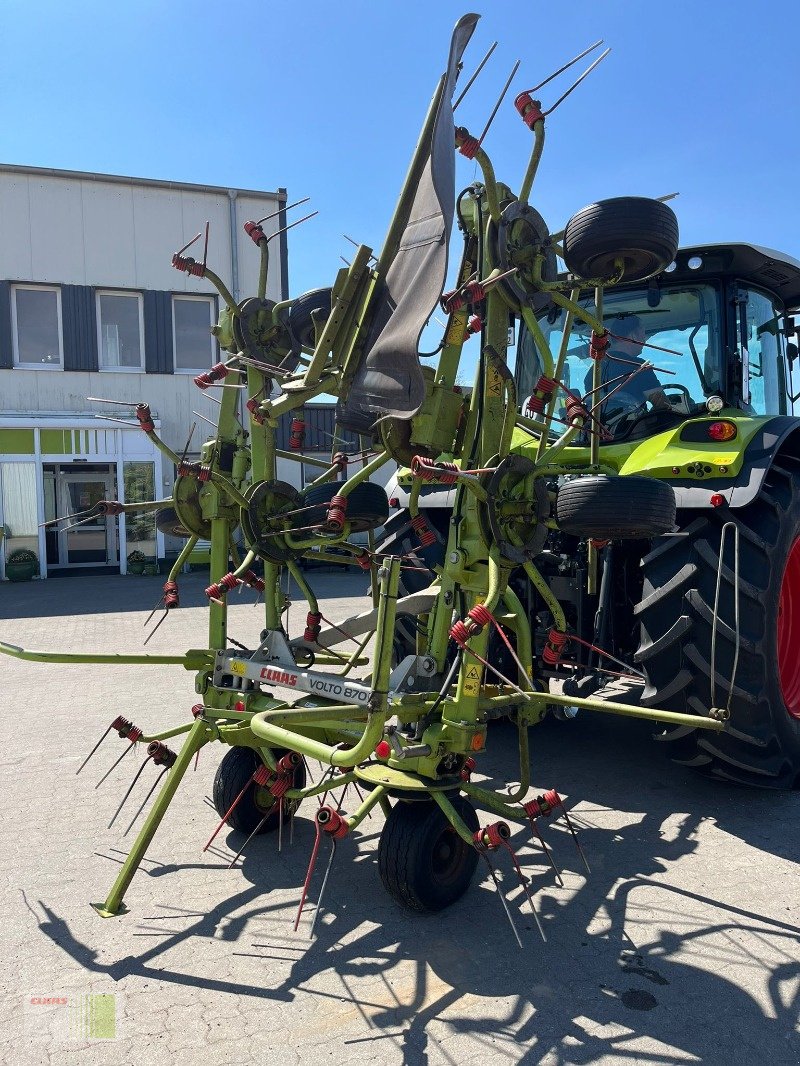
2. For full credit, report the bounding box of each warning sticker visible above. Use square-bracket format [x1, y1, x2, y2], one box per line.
[463, 663, 483, 696]
[230, 660, 247, 676]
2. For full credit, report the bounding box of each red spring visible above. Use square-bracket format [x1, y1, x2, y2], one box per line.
[289, 416, 306, 451]
[455, 127, 480, 159]
[96, 500, 125, 516]
[564, 395, 588, 424]
[114, 717, 142, 742]
[147, 741, 177, 768]
[135, 403, 155, 433]
[460, 755, 477, 781]
[466, 314, 482, 336]
[440, 280, 487, 315]
[473, 821, 511, 849]
[205, 572, 239, 600]
[535, 375, 557, 396]
[276, 752, 302, 774]
[355, 550, 372, 571]
[514, 91, 545, 129]
[318, 806, 349, 840]
[332, 451, 348, 472]
[244, 220, 267, 245]
[525, 395, 545, 416]
[590, 538, 610, 550]
[177, 460, 211, 482]
[468, 604, 493, 628]
[246, 398, 265, 425]
[449, 617, 481, 648]
[590, 330, 610, 361]
[191, 704, 204, 718]
[410, 456, 459, 484]
[304, 610, 323, 643]
[253, 765, 272, 787]
[523, 790, 562, 819]
[163, 580, 179, 610]
[241, 569, 265, 593]
[171, 253, 206, 277]
[410, 514, 436, 548]
[542, 627, 569, 666]
[193, 361, 228, 390]
[325, 495, 347, 531]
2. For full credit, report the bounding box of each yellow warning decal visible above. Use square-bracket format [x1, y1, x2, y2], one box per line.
[463, 662, 483, 696]
[230, 660, 247, 676]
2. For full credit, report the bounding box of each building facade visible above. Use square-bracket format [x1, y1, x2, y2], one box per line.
[0, 164, 288, 577]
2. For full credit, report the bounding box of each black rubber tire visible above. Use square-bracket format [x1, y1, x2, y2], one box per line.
[634, 459, 800, 788]
[155, 506, 192, 539]
[288, 288, 332, 350]
[378, 794, 479, 912]
[212, 747, 305, 834]
[556, 475, 676, 539]
[562, 197, 679, 283]
[300, 480, 390, 533]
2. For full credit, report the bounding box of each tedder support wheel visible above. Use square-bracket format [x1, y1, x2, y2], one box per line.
[287, 287, 332, 350]
[635, 459, 800, 788]
[556, 475, 676, 540]
[212, 747, 306, 834]
[562, 196, 679, 284]
[378, 795, 479, 912]
[300, 480, 390, 533]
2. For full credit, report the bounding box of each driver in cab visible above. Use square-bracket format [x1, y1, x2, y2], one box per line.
[585, 315, 669, 421]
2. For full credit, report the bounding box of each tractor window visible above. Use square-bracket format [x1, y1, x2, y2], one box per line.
[737, 287, 787, 416]
[520, 284, 723, 436]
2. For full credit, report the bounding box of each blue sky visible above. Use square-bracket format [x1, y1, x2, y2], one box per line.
[2, 0, 799, 317]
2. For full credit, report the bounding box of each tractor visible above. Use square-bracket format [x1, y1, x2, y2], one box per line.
[2, 14, 796, 936]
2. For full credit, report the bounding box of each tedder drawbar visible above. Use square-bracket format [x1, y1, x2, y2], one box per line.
[4, 13, 798, 943]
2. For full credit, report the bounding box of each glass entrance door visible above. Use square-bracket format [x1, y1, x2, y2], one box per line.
[56, 468, 118, 566]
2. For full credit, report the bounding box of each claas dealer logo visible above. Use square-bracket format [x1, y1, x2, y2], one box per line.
[259, 667, 298, 686]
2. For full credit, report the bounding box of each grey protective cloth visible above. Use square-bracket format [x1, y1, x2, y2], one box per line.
[337, 13, 479, 433]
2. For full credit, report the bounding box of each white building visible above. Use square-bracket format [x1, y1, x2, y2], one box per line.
[0, 164, 288, 577]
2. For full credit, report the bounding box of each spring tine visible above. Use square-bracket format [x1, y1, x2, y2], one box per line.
[308, 838, 337, 940]
[107, 755, 154, 828]
[453, 40, 498, 111]
[144, 594, 165, 628]
[228, 812, 270, 869]
[201, 222, 209, 270]
[478, 59, 520, 146]
[562, 806, 590, 873]
[502, 842, 546, 943]
[86, 396, 137, 406]
[143, 610, 170, 646]
[202, 777, 254, 852]
[528, 817, 563, 886]
[294, 819, 323, 931]
[278, 798, 284, 853]
[76, 723, 116, 775]
[265, 210, 319, 246]
[351, 781, 370, 818]
[335, 782, 350, 813]
[61, 512, 104, 533]
[176, 229, 204, 259]
[479, 850, 522, 949]
[256, 196, 311, 227]
[525, 39, 603, 95]
[95, 741, 137, 789]
[289, 803, 295, 847]
[545, 47, 610, 116]
[94, 415, 139, 427]
[316, 765, 336, 806]
[123, 767, 168, 837]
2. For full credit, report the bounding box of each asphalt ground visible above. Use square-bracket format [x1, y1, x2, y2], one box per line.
[0, 571, 798, 1065]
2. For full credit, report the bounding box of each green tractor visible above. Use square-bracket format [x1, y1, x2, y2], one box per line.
[381, 236, 800, 788]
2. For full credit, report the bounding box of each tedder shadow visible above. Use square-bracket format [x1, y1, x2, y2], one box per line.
[27, 713, 800, 1064]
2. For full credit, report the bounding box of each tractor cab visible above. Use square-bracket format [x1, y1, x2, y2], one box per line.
[516, 243, 800, 442]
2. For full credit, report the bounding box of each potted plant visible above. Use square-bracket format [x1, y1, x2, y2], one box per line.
[5, 547, 39, 582]
[127, 549, 147, 575]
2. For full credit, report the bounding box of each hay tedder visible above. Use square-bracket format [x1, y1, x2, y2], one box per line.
[4, 13, 800, 938]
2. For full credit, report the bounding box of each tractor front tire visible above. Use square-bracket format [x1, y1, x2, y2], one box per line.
[563, 197, 679, 284]
[635, 460, 800, 787]
[378, 795, 479, 912]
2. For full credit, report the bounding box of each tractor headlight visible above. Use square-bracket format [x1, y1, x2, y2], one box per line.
[706, 395, 724, 413]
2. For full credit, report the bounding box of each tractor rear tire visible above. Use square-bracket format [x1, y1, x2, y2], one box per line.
[212, 747, 305, 835]
[635, 460, 800, 788]
[378, 795, 479, 911]
[556, 475, 676, 540]
[562, 197, 679, 283]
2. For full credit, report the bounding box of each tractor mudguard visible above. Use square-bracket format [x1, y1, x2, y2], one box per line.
[667, 416, 800, 509]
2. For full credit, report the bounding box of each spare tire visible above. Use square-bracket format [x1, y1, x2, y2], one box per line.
[562, 197, 679, 284]
[288, 287, 332, 350]
[556, 475, 675, 539]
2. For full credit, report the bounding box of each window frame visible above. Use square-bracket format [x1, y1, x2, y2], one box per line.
[11, 283, 64, 370]
[96, 289, 145, 373]
[171, 294, 217, 374]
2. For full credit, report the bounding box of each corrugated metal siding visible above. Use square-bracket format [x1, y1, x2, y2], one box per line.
[0, 281, 12, 368]
[62, 284, 98, 371]
[275, 405, 361, 452]
[144, 291, 174, 374]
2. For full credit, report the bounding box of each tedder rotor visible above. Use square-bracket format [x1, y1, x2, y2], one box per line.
[3, 13, 754, 941]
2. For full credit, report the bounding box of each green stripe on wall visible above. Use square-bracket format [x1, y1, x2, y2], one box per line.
[0, 428, 35, 454]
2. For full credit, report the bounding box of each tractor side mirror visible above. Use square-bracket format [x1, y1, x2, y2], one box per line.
[788, 341, 798, 365]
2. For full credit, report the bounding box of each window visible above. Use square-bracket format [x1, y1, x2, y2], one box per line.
[11, 285, 63, 368]
[737, 287, 787, 416]
[97, 291, 144, 370]
[173, 296, 215, 371]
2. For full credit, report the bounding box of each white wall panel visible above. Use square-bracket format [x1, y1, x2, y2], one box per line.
[28, 179, 86, 284]
[81, 182, 137, 288]
[0, 177, 33, 280]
